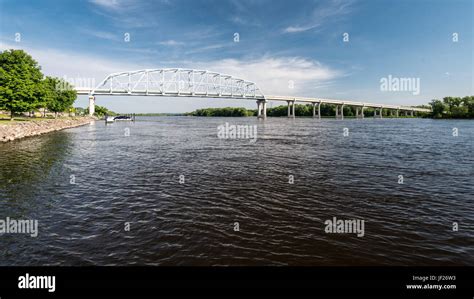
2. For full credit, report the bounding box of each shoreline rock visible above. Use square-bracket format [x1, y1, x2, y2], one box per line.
[0, 117, 97, 142]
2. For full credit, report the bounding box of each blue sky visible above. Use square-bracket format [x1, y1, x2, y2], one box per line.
[0, 0, 472, 113]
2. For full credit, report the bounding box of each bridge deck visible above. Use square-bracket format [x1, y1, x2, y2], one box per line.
[77, 89, 431, 113]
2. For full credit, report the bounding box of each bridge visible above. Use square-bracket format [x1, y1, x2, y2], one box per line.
[76, 68, 431, 119]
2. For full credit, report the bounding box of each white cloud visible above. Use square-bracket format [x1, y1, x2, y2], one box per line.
[158, 40, 184, 46]
[89, 0, 122, 11]
[197, 57, 342, 96]
[283, 25, 320, 33]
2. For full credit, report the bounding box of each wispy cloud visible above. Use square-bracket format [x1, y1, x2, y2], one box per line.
[284, 25, 320, 33]
[230, 16, 261, 27]
[83, 29, 120, 41]
[158, 40, 185, 46]
[185, 43, 230, 55]
[283, 0, 355, 34]
[197, 56, 343, 96]
[89, 0, 122, 11]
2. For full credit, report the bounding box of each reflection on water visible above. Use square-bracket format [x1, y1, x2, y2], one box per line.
[0, 117, 473, 266]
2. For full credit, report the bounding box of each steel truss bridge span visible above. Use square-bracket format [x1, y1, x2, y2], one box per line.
[84, 68, 264, 100]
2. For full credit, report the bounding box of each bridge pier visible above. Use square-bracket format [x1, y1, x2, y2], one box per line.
[312, 102, 321, 119]
[257, 100, 267, 119]
[88, 95, 95, 116]
[374, 107, 383, 119]
[335, 105, 344, 120]
[410, 110, 414, 117]
[287, 101, 295, 118]
[396, 109, 399, 117]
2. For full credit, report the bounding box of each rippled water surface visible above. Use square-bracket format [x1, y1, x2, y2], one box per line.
[0, 117, 473, 266]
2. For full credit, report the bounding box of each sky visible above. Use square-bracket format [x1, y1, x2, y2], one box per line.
[0, 0, 472, 113]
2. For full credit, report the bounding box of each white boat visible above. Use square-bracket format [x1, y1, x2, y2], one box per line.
[105, 116, 115, 123]
[114, 115, 133, 121]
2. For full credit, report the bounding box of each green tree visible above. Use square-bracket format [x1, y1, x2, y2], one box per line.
[430, 99, 446, 118]
[44, 77, 77, 117]
[0, 49, 44, 119]
[462, 96, 474, 118]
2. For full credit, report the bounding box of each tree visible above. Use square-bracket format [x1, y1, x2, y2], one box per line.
[85, 105, 115, 117]
[44, 77, 77, 117]
[0, 49, 44, 119]
[462, 96, 474, 118]
[430, 99, 446, 118]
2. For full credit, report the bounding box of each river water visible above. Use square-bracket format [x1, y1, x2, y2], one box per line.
[0, 117, 473, 266]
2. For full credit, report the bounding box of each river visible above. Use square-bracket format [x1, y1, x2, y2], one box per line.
[0, 117, 473, 266]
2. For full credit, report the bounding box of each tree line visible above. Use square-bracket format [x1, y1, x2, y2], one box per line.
[430, 96, 474, 119]
[188, 98, 473, 118]
[0, 49, 77, 119]
[188, 104, 428, 118]
[188, 107, 254, 117]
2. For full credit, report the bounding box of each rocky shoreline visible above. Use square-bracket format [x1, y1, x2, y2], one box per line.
[0, 117, 96, 142]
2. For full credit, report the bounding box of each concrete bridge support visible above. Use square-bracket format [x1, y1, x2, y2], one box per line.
[287, 101, 295, 118]
[374, 107, 383, 119]
[410, 110, 414, 117]
[356, 106, 365, 119]
[335, 105, 344, 120]
[396, 109, 399, 118]
[257, 100, 267, 119]
[88, 95, 95, 116]
[312, 102, 321, 119]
